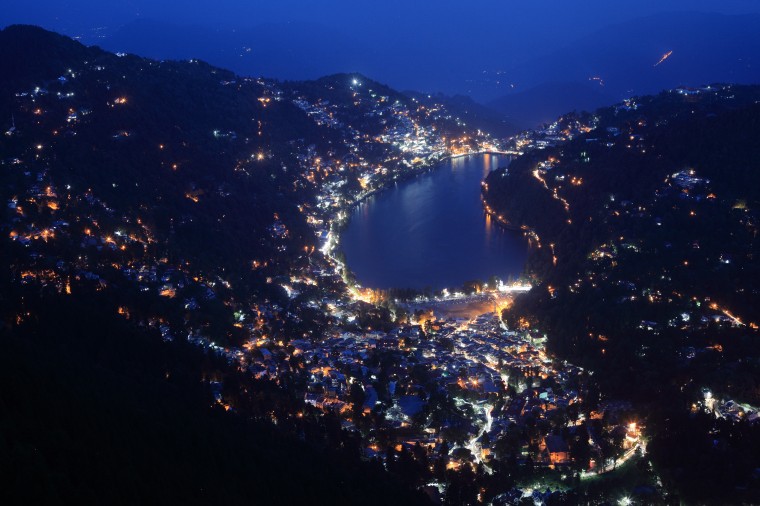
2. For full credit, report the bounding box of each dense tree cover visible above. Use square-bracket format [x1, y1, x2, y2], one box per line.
[0, 289, 429, 506]
[483, 86, 760, 501]
[647, 407, 760, 504]
[487, 88, 760, 394]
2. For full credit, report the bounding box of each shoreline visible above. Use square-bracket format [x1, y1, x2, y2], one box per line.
[321, 150, 530, 301]
[481, 174, 545, 250]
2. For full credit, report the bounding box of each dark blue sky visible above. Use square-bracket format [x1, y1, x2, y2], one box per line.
[3, 0, 758, 32]
[3, 1, 760, 100]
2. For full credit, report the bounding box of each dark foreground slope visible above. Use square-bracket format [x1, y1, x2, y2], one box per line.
[0, 292, 427, 506]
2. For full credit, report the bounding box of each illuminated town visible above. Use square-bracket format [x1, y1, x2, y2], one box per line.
[0, 44, 658, 503]
[2, 6, 760, 504]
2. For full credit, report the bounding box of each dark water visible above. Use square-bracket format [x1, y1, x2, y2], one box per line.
[340, 154, 528, 290]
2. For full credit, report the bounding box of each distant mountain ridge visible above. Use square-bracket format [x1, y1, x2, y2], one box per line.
[488, 11, 760, 127]
[102, 18, 372, 82]
[488, 81, 615, 129]
[60, 11, 760, 131]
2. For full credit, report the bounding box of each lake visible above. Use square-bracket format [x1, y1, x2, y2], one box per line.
[339, 154, 528, 290]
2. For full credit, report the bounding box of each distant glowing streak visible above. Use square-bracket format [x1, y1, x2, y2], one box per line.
[654, 50, 673, 67]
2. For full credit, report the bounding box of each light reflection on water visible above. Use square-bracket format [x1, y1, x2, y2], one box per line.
[340, 154, 528, 290]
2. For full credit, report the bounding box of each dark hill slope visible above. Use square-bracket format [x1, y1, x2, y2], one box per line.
[0, 25, 327, 279]
[0, 292, 428, 506]
[484, 85, 760, 502]
[0, 25, 435, 506]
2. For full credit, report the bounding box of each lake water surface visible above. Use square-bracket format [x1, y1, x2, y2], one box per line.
[340, 154, 528, 290]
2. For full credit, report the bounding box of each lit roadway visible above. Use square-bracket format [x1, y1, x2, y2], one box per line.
[454, 400, 494, 474]
[581, 439, 646, 479]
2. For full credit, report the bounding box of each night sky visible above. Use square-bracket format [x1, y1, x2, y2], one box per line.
[3, 1, 760, 98]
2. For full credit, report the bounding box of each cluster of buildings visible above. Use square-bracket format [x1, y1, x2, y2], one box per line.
[698, 390, 760, 425]
[3, 54, 649, 500]
[238, 308, 641, 473]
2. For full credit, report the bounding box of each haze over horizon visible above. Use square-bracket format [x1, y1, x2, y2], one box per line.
[3, 0, 760, 106]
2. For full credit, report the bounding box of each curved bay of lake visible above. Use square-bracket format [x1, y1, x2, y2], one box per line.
[340, 154, 528, 290]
